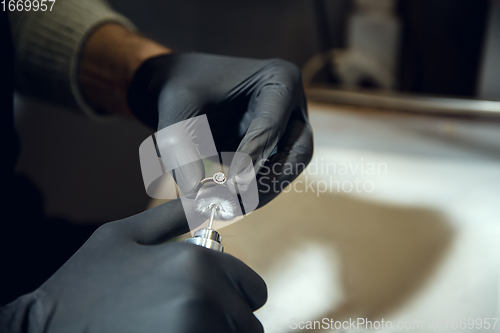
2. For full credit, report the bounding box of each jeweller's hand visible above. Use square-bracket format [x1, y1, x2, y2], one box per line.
[128, 53, 313, 207]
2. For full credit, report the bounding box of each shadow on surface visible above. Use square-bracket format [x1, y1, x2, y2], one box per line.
[219, 187, 453, 329]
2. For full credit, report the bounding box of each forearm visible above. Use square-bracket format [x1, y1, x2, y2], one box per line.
[9, 0, 167, 120]
[79, 24, 171, 118]
[10, 0, 136, 115]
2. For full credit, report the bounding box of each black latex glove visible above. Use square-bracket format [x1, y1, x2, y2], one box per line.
[128, 53, 313, 207]
[0, 200, 267, 333]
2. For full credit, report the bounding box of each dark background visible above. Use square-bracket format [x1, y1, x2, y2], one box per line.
[109, 0, 490, 97]
[107, 0, 347, 67]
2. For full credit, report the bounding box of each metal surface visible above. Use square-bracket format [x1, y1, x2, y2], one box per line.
[185, 231, 224, 252]
[184, 204, 224, 252]
[306, 87, 500, 117]
[207, 203, 218, 229]
[193, 227, 222, 242]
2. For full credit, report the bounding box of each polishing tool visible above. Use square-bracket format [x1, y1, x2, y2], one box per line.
[185, 172, 236, 252]
[185, 203, 225, 252]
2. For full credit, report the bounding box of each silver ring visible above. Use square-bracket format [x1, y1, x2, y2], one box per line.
[201, 172, 227, 185]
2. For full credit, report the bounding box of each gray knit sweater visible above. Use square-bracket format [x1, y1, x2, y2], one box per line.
[9, 0, 135, 119]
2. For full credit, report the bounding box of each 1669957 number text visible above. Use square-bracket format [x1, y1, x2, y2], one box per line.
[2, 0, 56, 11]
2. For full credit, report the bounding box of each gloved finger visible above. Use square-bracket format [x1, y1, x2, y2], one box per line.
[155, 126, 206, 195]
[228, 83, 293, 183]
[225, 298, 265, 333]
[172, 299, 234, 333]
[256, 114, 314, 208]
[117, 199, 190, 245]
[170, 159, 204, 196]
[228, 60, 302, 183]
[221, 254, 268, 312]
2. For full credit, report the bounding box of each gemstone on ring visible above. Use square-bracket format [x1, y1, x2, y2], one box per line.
[212, 172, 226, 185]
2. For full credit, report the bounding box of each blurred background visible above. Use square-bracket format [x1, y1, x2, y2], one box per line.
[14, 1, 500, 331]
[15, 0, 500, 221]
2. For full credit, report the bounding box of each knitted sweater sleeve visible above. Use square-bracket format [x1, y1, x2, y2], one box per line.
[9, 0, 136, 119]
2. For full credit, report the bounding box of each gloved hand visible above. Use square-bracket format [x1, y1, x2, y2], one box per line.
[128, 53, 313, 207]
[0, 200, 267, 333]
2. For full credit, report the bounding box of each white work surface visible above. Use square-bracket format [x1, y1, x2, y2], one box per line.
[216, 102, 500, 332]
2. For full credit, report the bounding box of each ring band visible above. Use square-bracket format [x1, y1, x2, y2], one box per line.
[201, 172, 227, 185]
